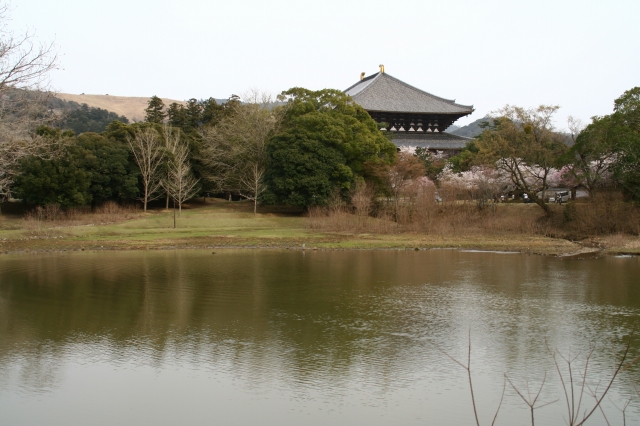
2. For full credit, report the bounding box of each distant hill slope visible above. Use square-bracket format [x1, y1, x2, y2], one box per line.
[55, 93, 186, 122]
[450, 116, 493, 138]
[48, 98, 130, 134]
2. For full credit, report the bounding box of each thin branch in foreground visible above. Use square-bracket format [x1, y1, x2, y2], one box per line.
[547, 335, 636, 426]
[433, 331, 505, 426]
[609, 396, 631, 426]
[506, 371, 557, 426]
[491, 375, 507, 426]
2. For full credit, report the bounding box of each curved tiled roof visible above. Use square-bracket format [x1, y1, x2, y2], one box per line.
[345, 72, 473, 115]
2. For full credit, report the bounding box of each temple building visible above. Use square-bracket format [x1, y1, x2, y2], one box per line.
[345, 65, 474, 155]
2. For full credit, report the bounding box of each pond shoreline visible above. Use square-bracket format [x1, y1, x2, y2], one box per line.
[1, 201, 638, 258]
[0, 235, 635, 258]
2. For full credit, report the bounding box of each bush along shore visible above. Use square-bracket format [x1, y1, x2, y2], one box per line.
[3, 86, 640, 258]
[0, 198, 638, 257]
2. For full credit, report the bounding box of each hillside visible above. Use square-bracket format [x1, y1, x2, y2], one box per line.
[450, 116, 493, 138]
[55, 93, 186, 122]
[449, 116, 491, 138]
[50, 99, 130, 134]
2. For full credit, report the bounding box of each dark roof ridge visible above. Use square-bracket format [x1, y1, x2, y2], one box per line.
[343, 72, 381, 97]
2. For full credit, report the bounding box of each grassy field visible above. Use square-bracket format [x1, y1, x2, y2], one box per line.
[55, 93, 184, 122]
[3, 198, 629, 256]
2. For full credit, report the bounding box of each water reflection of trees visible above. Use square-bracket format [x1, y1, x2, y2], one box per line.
[1, 250, 639, 400]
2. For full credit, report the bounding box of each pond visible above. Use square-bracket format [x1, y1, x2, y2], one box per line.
[1, 249, 639, 425]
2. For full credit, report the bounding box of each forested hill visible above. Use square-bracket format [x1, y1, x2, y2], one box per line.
[449, 116, 492, 138]
[49, 92, 491, 137]
[49, 98, 129, 134]
[49, 94, 227, 135]
[54, 93, 186, 122]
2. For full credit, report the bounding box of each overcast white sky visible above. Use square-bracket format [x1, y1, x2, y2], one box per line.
[9, 0, 640, 127]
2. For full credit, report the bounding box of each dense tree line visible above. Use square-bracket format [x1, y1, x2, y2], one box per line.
[1, 0, 638, 226]
[5, 80, 639, 219]
[428, 87, 640, 216]
[8, 88, 396, 213]
[54, 101, 129, 135]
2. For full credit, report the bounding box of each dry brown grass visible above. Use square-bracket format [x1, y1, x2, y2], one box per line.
[600, 234, 640, 252]
[22, 201, 141, 235]
[558, 192, 640, 236]
[56, 93, 185, 122]
[309, 198, 547, 237]
[308, 188, 639, 240]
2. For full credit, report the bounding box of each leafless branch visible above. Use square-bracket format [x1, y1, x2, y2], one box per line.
[163, 127, 199, 217]
[433, 331, 485, 426]
[490, 375, 507, 426]
[546, 336, 635, 426]
[0, 4, 60, 201]
[506, 371, 555, 426]
[126, 127, 164, 211]
[199, 94, 286, 215]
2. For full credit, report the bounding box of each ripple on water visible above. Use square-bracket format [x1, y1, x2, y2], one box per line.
[1, 250, 640, 426]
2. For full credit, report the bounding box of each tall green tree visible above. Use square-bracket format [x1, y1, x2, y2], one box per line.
[75, 133, 139, 205]
[14, 148, 92, 207]
[167, 99, 204, 132]
[13, 130, 140, 207]
[145, 95, 166, 124]
[610, 87, 640, 200]
[475, 105, 568, 216]
[564, 115, 617, 196]
[185, 98, 203, 129]
[263, 88, 396, 207]
[200, 98, 225, 127]
[167, 102, 187, 129]
[265, 130, 353, 207]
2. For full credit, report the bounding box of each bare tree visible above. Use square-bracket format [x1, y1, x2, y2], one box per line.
[126, 127, 164, 212]
[0, 2, 59, 203]
[0, 4, 58, 93]
[199, 125, 235, 196]
[351, 180, 374, 227]
[200, 91, 285, 216]
[162, 124, 180, 209]
[164, 136, 199, 217]
[385, 152, 426, 220]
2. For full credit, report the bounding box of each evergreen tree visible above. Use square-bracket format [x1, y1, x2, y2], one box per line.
[145, 95, 166, 123]
[76, 133, 139, 205]
[15, 149, 92, 207]
[185, 98, 203, 129]
[610, 87, 640, 200]
[263, 88, 396, 207]
[200, 98, 224, 127]
[167, 102, 187, 128]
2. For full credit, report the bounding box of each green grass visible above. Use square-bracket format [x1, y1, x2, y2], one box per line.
[0, 198, 629, 256]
